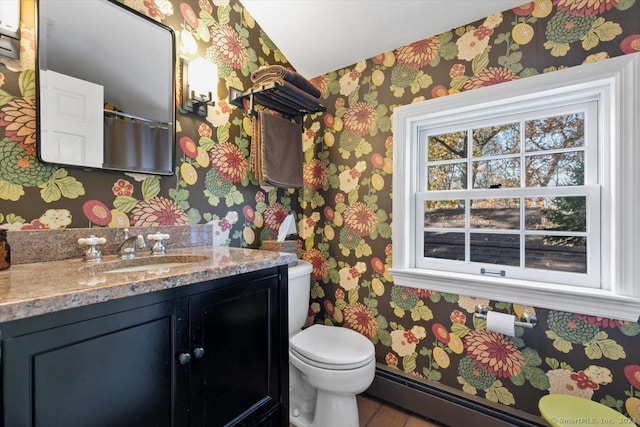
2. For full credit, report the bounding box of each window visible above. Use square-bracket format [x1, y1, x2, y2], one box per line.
[417, 99, 599, 288]
[391, 53, 640, 321]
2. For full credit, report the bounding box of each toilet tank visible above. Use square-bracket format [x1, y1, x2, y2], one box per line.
[288, 260, 313, 335]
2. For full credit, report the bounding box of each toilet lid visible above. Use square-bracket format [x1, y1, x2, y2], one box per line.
[290, 348, 374, 370]
[289, 324, 374, 368]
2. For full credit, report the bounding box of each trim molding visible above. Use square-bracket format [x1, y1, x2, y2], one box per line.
[389, 267, 640, 321]
[365, 366, 547, 427]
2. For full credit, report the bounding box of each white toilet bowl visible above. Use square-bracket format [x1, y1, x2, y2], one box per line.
[288, 324, 375, 427]
[287, 260, 376, 427]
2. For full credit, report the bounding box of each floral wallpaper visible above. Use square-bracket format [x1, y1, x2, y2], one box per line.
[2, 0, 640, 423]
[295, 0, 640, 422]
[0, 0, 297, 244]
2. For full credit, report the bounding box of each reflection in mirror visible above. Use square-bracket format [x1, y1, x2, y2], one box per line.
[36, 0, 176, 175]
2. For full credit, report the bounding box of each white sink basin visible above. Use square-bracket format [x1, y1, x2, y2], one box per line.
[81, 254, 210, 275]
[105, 262, 191, 274]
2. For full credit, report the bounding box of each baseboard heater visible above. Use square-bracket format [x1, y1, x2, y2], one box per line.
[366, 365, 548, 427]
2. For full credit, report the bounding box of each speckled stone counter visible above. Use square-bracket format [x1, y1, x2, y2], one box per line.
[0, 245, 296, 323]
[5, 224, 215, 265]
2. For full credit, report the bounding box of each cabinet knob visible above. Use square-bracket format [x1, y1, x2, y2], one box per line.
[193, 347, 205, 359]
[178, 353, 191, 365]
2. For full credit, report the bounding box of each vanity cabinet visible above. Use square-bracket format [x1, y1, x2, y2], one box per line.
[3, 299, 180, 426]
[0, 266, 289, 427]
[189, 275, 283, 426]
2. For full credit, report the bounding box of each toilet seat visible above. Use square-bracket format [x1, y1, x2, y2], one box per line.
[290, 324, 375, 370]
[290, 348, 374, 370]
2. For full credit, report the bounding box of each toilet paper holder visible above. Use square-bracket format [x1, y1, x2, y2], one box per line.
[474, 305, 537, 329]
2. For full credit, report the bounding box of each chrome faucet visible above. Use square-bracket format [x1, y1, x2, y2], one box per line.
[118, 228, 147, 259]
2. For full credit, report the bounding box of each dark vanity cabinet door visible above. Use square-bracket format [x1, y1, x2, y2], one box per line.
[2, 299, 187, 427]
[0, 266, 288, 427]
[188, 273, 285, 427]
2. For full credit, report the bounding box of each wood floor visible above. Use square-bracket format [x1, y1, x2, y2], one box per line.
[289, 393, 444, 427]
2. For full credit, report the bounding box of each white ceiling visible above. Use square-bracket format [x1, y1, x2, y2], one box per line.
[240, 0, 528, 78]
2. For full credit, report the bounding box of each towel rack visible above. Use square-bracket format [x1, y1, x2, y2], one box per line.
[229, 82, 326, 120]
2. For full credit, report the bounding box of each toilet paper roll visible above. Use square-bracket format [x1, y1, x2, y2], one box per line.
[486, 311, 516, 337]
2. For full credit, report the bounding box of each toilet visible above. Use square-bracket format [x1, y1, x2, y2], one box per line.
[288, 260, 376, 427]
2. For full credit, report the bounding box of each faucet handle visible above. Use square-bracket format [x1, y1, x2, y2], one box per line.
[147, 233, 170, 241]
[78, 235, 107, 262]
[147, 233, 170, 256]
[78, 235, 107, 246]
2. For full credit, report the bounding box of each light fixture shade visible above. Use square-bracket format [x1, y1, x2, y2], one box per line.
[187, 58, 218, 100]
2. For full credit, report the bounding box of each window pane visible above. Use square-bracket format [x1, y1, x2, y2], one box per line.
[470, 233, 520, 266]
[525, 197, 586, 232]
[428, 163, 467, 190]
[471, 198, 520, 230]
[525, 235, 587, 273]
[424, 200, 465, 228]
[428, 131, 467, 161]
[525, 112, 584, 152]
[472, 122, 520, 157]
[525, 152, 584, 187]
[424, 232, 465, 260]
[472, 158, 520, 189]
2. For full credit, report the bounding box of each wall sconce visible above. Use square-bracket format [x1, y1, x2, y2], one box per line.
[0, 0, 20, 59]
[182, 58, 217, 117]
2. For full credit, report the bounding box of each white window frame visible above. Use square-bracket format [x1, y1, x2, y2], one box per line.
[415, 98, 600, 288]
[391, 53, 640, 321]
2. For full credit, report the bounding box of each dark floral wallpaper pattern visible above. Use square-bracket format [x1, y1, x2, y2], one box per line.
[297, 0, 640, 421]
[1, 0, 640, 422]
[0, 0, 298, 243]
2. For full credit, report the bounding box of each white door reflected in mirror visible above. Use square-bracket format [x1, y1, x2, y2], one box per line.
[40, 70, 104, 169]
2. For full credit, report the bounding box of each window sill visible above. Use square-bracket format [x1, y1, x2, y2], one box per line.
[389, 267, 640, 321]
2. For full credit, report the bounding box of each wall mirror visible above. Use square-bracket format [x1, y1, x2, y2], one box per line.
[36, 0, 176, 175]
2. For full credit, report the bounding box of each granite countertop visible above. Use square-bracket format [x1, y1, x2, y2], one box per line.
[0, 246, 296, 323]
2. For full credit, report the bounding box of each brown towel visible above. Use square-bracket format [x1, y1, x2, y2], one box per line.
[269, 80, 324, 111]
[251, 65, 321, 99]
[251, 111, 303, 188]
